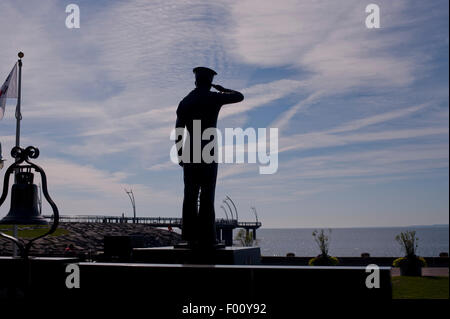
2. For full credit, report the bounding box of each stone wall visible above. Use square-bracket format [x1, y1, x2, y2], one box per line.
[0, 222, 181, 257]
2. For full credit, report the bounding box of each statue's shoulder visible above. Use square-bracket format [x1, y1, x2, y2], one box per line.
[177, 90, 195, 116]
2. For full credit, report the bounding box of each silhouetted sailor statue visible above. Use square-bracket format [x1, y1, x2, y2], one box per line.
[175, 67, 244, 249]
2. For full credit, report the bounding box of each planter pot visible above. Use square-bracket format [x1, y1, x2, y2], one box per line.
[399, 260, 423, 276]
[308, 255, 339, 266]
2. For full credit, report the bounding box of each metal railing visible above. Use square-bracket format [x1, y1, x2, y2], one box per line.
[43, 215, 261, 229]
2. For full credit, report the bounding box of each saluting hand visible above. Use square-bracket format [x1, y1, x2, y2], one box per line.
[211, 84, 227, 92]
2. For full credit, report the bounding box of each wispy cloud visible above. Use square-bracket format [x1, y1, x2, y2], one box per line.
[279, 127, 448, 153]
[0, 0, 447, 226]
[327, 104, 429, 133]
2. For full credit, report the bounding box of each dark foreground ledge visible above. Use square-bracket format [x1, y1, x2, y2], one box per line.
[0, 257, 392, 316]
[133, 246, 262, 264]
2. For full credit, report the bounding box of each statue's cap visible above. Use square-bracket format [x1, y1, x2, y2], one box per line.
[193, 66, 217, 77]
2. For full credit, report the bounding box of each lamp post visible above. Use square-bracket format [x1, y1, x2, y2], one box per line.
[222, 200, 234, 221]
[251, 207, 258, 223]
[125, 188, 136, 223]
[220, 205, 229, 220]
[225, 196, 238, 222]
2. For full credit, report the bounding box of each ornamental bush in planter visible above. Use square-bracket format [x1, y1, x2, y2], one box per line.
[234, 229, 259, 247]
[308, 229, 339, 266]
[393, 230, 427, 276]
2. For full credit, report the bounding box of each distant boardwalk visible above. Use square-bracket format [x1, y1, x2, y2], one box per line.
[43, 214, 260, 228]
[43, 215, 262, 244]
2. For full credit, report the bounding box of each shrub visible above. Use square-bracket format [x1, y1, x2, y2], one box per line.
[234, 229, 258, 247]
[308, 255, 339, 266]
[393, 256, 427, 268]
[312, 229, 331, 256]
[395, 230, 419, 257]
[309, 229, 339, 266]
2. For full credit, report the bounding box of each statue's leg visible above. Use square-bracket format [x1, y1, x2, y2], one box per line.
[198, 163, 218, 247]
[182, 164, 200, 242]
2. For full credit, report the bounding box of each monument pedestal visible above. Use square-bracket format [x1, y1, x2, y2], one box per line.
[132, 246, 261, 265]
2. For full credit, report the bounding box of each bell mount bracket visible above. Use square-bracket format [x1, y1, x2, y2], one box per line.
[0, 146, 59, 259]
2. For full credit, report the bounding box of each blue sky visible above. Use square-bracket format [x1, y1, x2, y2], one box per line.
[0, 0, 448, 227]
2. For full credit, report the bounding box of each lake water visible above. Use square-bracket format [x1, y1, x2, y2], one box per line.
[255, 226, 449, 257]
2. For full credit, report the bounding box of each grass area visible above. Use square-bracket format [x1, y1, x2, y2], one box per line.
[392, 276, 449, 299]
[0, 225, 70, 238]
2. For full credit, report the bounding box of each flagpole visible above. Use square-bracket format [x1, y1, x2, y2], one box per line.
[15, 52, 23, 149]
[12, 51, 23, 257]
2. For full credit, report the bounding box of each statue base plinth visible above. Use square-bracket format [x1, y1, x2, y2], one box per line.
[173, 242, 226, 249]
[133, 246, 261, 265]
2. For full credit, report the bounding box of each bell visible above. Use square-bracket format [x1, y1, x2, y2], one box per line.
[0, 171, 48, 225]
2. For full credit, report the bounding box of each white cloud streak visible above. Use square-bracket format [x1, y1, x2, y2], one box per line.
[0, 0, 447, 226]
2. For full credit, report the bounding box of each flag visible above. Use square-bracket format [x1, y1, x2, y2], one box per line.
[0, 63, 18, 120]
